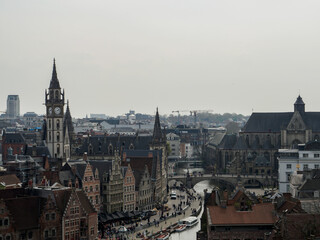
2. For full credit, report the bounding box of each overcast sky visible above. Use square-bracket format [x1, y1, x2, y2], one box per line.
[1, 0, 320, 118]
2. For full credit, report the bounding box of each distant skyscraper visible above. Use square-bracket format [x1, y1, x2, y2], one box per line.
[6, 95, 20, 119]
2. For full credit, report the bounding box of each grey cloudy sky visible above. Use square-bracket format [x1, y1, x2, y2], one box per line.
[1, 0, 320, 118]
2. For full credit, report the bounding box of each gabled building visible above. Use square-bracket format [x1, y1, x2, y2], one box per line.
[102, 153, 124, 213]
[2, 132, 26, 161]
[122, 164, 136, 212]
[122, 149, 162, 209]
[60, 158, 101, 212]
[206, 190, 276, 240]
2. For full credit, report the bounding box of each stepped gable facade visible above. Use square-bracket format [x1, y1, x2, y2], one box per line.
[217, 96, 320, 175]
[122, 149, 163, 210]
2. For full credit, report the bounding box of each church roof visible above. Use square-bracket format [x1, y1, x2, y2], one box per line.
[243, 112, 293, 133]
[218, 135, 238, 149]
[49, 59, 61, 89]
[243, 112, 320, 133]
[232, 136, 249, 150]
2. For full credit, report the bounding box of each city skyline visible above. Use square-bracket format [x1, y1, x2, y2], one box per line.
[1, 1, 320, 118]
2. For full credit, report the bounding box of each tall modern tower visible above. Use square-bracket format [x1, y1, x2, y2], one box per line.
[6, 95, 20, 119]
[45, 59, 65, 158]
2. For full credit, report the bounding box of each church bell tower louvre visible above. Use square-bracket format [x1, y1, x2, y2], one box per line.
[45, 59, 65, 159]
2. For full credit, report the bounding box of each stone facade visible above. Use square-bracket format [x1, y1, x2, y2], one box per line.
[102, 154, 124, 213]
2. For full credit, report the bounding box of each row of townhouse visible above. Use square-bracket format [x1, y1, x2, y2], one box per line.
[59, 148, 166, 214]
[0, 186, 97, 240]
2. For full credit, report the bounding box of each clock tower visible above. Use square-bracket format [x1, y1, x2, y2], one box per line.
[45, 59, 65, 158]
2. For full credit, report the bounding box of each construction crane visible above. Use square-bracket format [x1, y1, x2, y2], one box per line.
[172, 110, 189, 125]
[190, 110, 214, 126]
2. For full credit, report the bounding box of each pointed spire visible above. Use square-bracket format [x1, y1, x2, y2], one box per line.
[153, 108, 165, 144]
[64, 99, 74, 141]
[49, 58, 61, 89]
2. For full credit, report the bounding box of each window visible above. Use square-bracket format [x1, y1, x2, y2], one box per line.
[286, 172, 291, 182]
[0, 219, 2, 226]
[315, 164, 319, 169]
[95, 185, 98, 192]
[96, 195, 99, 204]
[90, 227, 95, 236]
[56, 120, 60, 129]
[28, 232, 32, 239]
[315, 154, 320, 158]
[90, 186, 93, 192]
[51, 229, 56, 237]
[286, 164, 292, 169]
[51, 213, 55, 220]
[303, 153, 309, 158]
[4, 218, 9, 226]
[57, 132, 60, 141]
[45, 231, 49, 239]
[90, 176, 93, 181]
[303, 164, 309, 170]
[5, 235, 11, 240]
[85, 177, 88, 181]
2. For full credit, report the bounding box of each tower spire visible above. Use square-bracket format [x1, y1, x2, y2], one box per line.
[152, 108, 165, 144]
[49, 58, 61, 89]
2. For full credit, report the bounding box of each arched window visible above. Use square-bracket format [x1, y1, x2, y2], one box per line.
[255, 135, 260, 145]
[49, 120, 51, 129]
[57, 132, 60, 142]
[129, 144, 134, 150]
[49, 132, 51, 141]
[57, 144, 60, 154]
[246, 135, 249, 146]
[56, 120, 60, 130]
[315, 135, 319, 141]
[55, 90, 59, 99]
[108, 145, 113, 155]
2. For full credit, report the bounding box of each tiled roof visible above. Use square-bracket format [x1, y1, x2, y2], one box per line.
[208, 203, 276, 225]
[218, 135, 237, 149]
[5, 196, 44, 230]
[76, 189, 96, 214]
[3, 133, 25, 144]
[53, 189, 72, 214]
[0, 174, 21, 186]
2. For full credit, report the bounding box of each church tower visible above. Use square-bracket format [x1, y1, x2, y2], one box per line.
[150, 108, 168, 202]
[45, 59, 65, 158]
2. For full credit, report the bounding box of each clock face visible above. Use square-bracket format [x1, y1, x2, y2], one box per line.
[54, 107, 61, 115]
[48, 107, 52, 115]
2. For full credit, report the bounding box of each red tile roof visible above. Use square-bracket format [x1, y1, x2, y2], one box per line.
[208, 203, 276, 226]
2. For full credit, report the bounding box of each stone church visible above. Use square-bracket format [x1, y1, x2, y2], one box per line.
[217, 96, 320, 175]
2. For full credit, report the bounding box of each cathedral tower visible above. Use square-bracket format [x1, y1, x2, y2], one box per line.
[45, 59, 65, 158]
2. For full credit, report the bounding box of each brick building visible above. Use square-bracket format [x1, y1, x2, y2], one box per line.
[1, 133, 25, 162]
